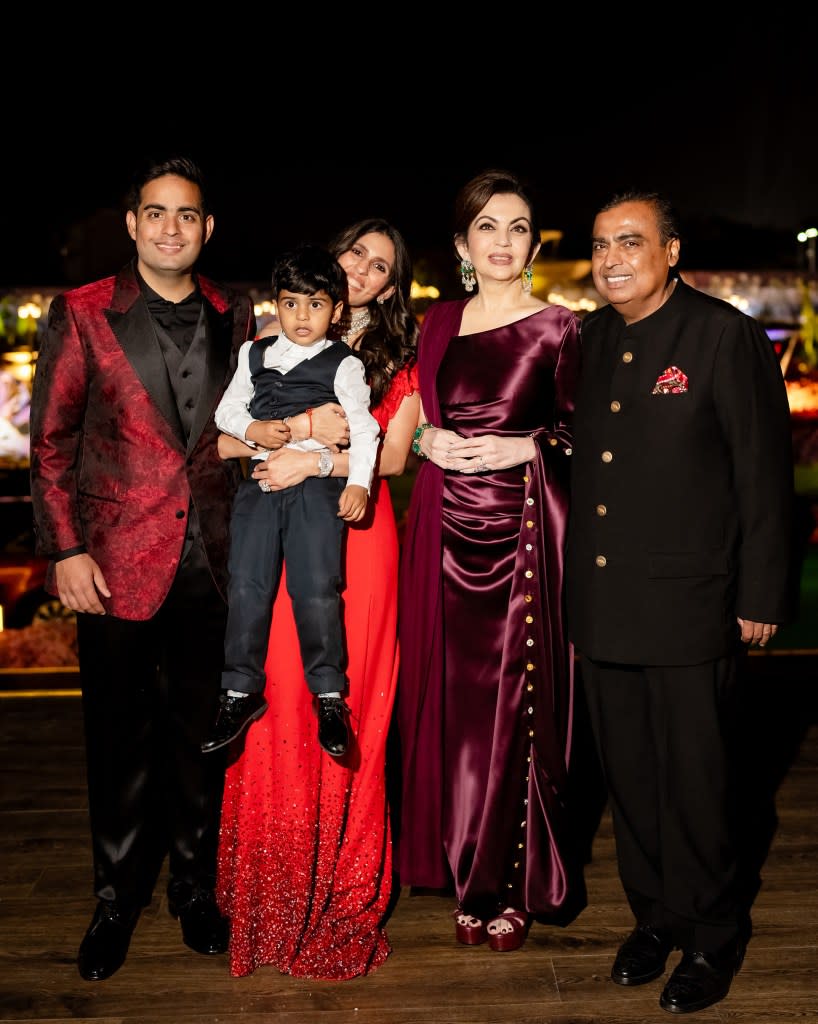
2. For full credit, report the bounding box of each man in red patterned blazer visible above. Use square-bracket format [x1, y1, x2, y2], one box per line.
[30, 156, 256, 981]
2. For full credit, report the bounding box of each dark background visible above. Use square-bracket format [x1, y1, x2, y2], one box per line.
[5, 22, 818, 291]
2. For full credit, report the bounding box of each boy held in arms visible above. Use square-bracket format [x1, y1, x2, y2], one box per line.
[202, 244, 379, 758]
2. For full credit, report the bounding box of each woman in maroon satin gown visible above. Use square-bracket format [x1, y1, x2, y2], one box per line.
[215, 220, 419, 979]
[397, 170, 584, 952]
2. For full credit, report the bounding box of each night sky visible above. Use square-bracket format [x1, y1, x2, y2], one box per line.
[5, 24, 818, 292]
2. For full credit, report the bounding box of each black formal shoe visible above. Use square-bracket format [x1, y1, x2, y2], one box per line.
[659, 943, 744, 1014]
[169, 891, 229, 955]
[611, 924, 675, 986]
[316, 696, 350, 757]
[201, 693, 268, 753]
[77, 901, 140, 981]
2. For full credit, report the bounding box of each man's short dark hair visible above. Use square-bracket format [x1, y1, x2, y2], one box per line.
[126, 156, 208, 216]
[598, 190, 680, 245]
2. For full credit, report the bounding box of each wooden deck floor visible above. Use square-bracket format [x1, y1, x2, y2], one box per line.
[1, 654, 816, 1023]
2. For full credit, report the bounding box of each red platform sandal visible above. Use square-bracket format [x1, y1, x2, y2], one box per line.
[487, 908, 531, 952]
[452, 907, 488, 945]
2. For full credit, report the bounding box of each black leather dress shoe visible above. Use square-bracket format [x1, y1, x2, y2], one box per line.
[611, 924, 675, 986]
[169, 892, 229, 955]
[316, 696, 350, 757]
[201, 693, 267, 753]
[659, 943, 744, 1014]
[77, 901, 140, 981]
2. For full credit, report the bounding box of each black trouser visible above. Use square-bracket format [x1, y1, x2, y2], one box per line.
[222, 475, 346, 696]
[76, 560, 228, 912]
[580, 654, 743, 953]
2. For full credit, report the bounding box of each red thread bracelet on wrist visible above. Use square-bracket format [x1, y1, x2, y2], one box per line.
[306, 408, 313, 439]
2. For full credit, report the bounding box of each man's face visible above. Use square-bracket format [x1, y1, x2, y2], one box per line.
[591, 200, 680, 323]
[126, 174, 213, 280]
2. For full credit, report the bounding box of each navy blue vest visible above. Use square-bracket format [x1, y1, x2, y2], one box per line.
[248, 337, 355, 420]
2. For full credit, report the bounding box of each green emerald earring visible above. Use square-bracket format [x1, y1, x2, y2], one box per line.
[460, 259, 476, 293]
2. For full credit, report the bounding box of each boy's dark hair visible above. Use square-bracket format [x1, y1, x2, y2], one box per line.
[126, 156, 208, 215]
[272, 245, 348, 306]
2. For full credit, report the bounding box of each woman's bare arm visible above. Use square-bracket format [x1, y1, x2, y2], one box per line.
[377, 390, 420, 477]
[218, 432, 260, 460]
[252, 389, 420, 489]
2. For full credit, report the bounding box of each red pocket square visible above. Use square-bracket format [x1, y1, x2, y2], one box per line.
[652, 365, 689, 394]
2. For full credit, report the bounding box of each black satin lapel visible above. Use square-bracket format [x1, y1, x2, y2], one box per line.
[187, 301, 233, 452]
[105, 302, 186, 444]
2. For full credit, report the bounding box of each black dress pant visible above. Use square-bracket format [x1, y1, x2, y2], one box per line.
[580, 654, 743, 952]
[222, 475, 346, 696]
[76, 560, 227, 912]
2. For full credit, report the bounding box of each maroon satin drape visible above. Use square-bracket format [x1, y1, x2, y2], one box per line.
[397, 299, 583, 917]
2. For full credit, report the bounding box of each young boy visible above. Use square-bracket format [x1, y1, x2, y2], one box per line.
[202, 245, 379, 757]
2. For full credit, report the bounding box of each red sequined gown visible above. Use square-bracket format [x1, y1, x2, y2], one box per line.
[216, 363, 418, 979]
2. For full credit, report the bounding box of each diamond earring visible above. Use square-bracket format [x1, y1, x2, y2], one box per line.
[460, 259, 476, 293]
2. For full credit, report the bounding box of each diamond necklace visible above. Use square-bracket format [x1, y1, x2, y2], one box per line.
[341, 308, 371, 344]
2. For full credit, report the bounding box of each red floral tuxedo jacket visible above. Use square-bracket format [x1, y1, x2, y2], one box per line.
[30, 261, 255, 620]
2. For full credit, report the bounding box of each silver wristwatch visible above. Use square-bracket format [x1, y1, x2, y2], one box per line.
[317, 450, 334, 478]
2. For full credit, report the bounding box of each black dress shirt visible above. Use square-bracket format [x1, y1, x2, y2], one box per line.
[142, 280, 203, 352]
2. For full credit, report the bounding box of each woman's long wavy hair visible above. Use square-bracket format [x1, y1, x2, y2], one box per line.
[329, 218, 418, 408]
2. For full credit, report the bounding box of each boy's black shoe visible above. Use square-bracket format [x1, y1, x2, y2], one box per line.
[201, 693, 267, 753]
[316, 696, 350, 757]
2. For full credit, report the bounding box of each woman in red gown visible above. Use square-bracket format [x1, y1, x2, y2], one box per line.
[215, 219, 419, 979]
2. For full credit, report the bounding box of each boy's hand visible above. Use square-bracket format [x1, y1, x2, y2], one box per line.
[246, 419, 290, 450]
[337, 484, 368, 522]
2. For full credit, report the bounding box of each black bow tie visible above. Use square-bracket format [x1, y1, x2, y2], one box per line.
[147, 293, 202, 332]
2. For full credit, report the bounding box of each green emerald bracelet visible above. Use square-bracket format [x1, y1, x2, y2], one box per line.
[411, 422, 433, 457]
